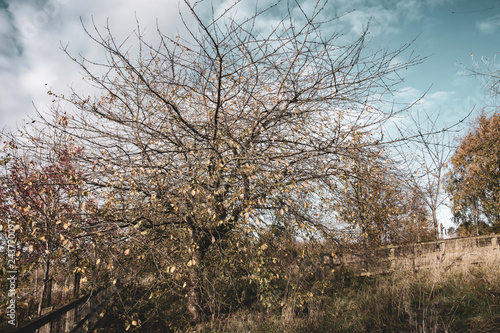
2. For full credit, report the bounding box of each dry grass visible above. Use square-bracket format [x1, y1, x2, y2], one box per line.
[9, 237, 499, 332]
[197, 245, 500, 333]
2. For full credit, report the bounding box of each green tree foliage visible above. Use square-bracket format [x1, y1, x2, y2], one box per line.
[446, 112, 500, 235]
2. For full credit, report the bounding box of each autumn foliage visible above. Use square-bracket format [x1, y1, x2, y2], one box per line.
[5, 0, 496, 330]
[447, 112, 500, 235]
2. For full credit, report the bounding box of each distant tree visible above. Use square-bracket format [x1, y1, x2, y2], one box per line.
[24, 0, 427, 323]
[396, 114, 455, 241]
[337, 151, 432, 249]
[446, 112, 500, 235]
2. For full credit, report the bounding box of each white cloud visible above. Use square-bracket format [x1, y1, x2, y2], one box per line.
[427, 90, 455, 102]
[395, 0, 424, 23]
[394, 86, 423, 104]
[0, 71, 32, 128]
[342, 6, 401, 37]
[0, 0, 185, 130]
[417, 90, 455, 112]
[330, 0, 433, 40]
[0, 11, 11, 34]
[392, 87, 457, 118]
[0, 0, 484, 133]
[476, 15, 500, 34]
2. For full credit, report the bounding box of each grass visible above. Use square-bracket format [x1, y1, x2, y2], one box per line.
[196, 246, 500, 333]
[5, 238, 500, 332]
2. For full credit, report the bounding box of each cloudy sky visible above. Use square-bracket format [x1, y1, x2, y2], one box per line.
[0, 0, 499, 227]
[0, 0, 499, 130]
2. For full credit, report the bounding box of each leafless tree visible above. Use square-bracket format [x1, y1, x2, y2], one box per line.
[396, 113, 456, 241]
[468, 54, 500, 102]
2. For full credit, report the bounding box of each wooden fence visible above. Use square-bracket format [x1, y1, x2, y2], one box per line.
[8, 234, 499, 331]
[323, 234, 500, 276]
[9, 284, 121, 333]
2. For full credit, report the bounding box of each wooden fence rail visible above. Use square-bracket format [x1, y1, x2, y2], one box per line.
[323, 234, 500, 276]
[9, 285, 120, 333]
[9, 235, 498, 331]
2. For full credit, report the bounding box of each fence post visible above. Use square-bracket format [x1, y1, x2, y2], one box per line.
[65, 306, 75, 332]
[38, 307, 54, 333]
[42, 278, 53, 309]
[37, 278, 54, 333]
[389, 247, 395, 271]
[492, 236, 498, 248]
[74, 272, 81, 298]
[64, 272, 80, 332]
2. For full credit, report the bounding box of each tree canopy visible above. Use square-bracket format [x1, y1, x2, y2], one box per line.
[4, 0, 432, 324]
[447, 112, 500, 235]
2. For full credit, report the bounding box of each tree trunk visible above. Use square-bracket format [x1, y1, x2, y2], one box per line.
[432, 208, 438, 240]
[37, 261, 51, 317]
[474, 199, 480, 247]
[187, 229, 205, 325]
[432, 207, 440, 250]
[187, 265, 202, 324]
[475, 200, 480, 237]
